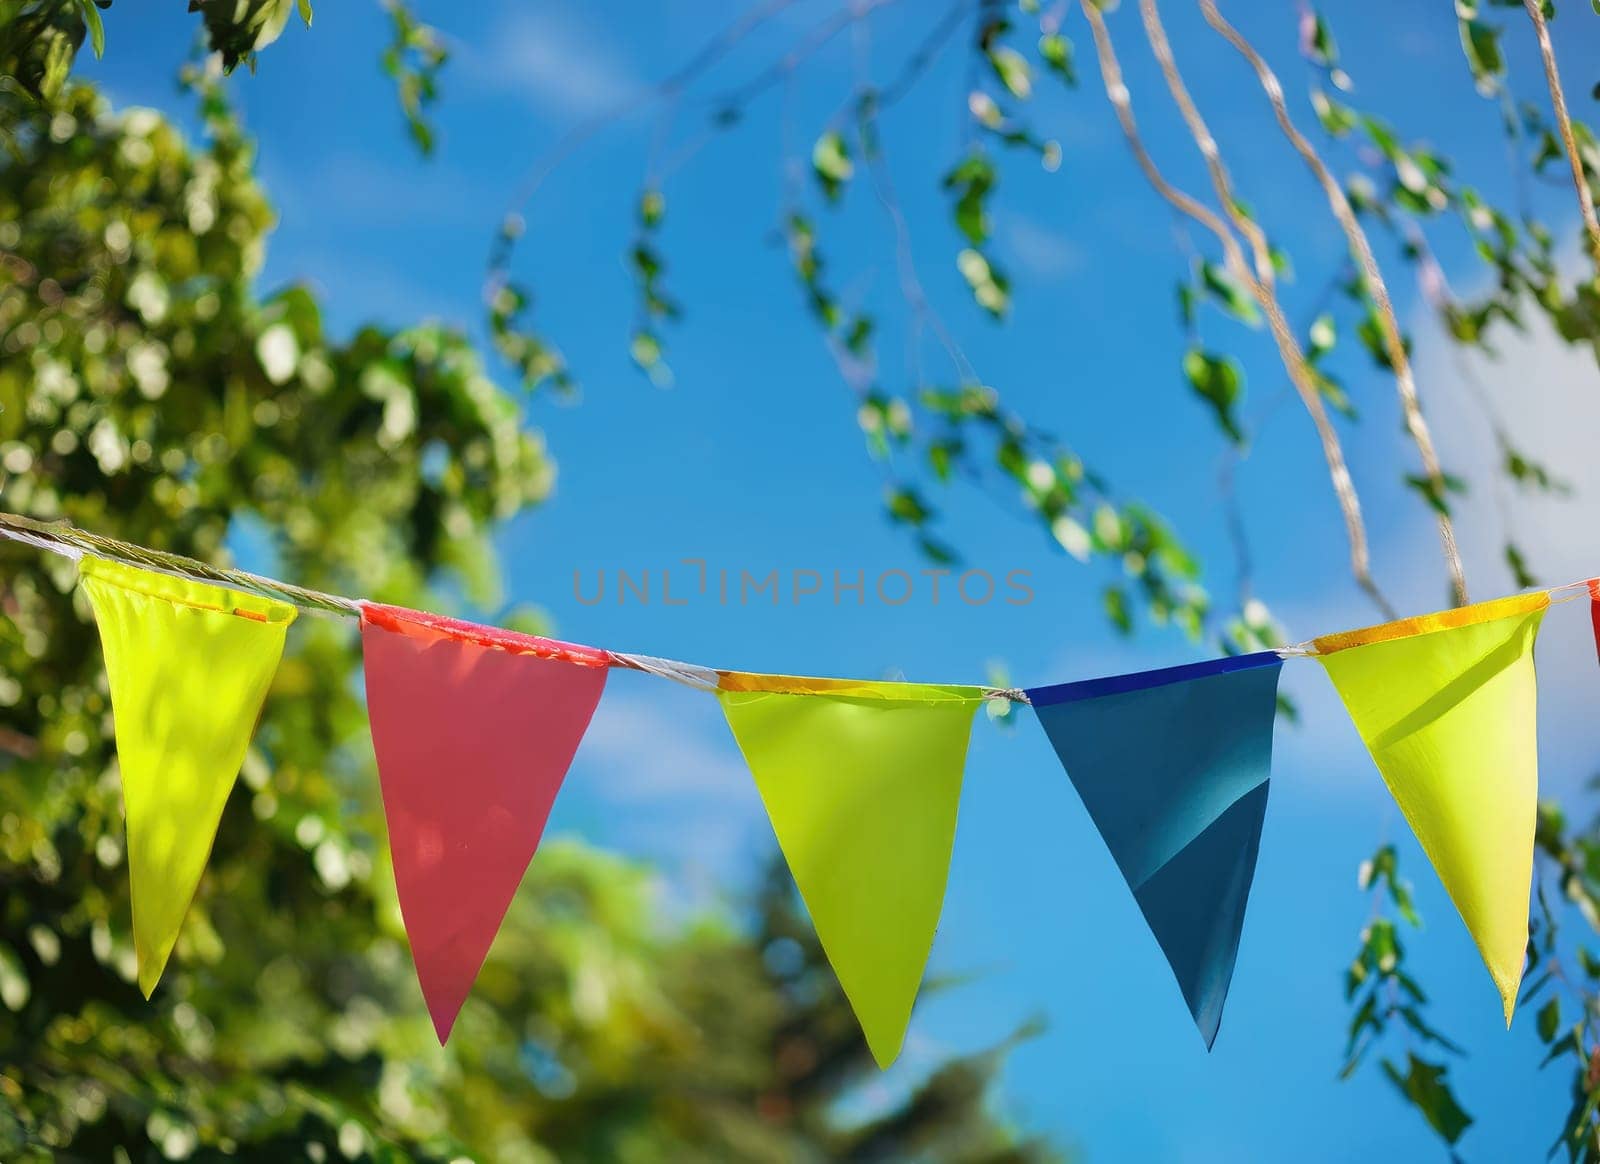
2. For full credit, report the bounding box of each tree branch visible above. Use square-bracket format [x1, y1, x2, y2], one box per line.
[490, 0, 809, 270]
[1520, 0, 1600, 274]
[1078, 0, 1395, 618]
[1196, 0, 1468, 606]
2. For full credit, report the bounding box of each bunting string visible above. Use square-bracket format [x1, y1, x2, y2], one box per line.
[0, 511, 1023, 699]
[6, 508, 1591, 677]
[0, 510, 359, 617]
[4, 505, 1598, 1064]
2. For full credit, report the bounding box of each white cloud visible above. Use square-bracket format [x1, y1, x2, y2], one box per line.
[581, 689, 749, 800]
[1002, 212, 1086, 281]
[305, 154, 491, 228]
[474, 7, 639, 119]
[1268, 244, 1600, 793]
[1415, 307, 1600, 587]
[1410, 264, 1600, 794]
[568, 685, 767, 893]
[1299, 242, 1600, 594]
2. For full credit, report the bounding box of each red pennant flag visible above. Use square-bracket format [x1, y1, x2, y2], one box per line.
[360, 603, 610, 1041]
[1591, 580, 1600, 665]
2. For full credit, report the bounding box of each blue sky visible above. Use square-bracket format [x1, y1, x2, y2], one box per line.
[85, 3, 1600, 1159]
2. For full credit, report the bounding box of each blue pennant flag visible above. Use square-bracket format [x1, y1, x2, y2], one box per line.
[1028, 652, 1284, 1047]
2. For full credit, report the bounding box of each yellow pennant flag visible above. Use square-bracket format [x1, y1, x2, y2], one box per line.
[1315, 592, 1548, 1022]
[717, 673, 983, 1067]
[79, 556, 295, 996]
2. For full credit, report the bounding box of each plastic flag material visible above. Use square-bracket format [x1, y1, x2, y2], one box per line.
[1028, 653, 1282, 1047]
[360, 604, 609, 1041]
[79, 556, 295, 996]
[1590, 580, 1600, 665]
[1315, 592, 1549, 1022]
[716, 674, 984, 1067]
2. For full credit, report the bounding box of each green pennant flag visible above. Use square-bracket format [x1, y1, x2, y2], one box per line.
[1314, 592, 1547, 1022]
[80, 556, 295, 996]
[716, 673, 983, 1068]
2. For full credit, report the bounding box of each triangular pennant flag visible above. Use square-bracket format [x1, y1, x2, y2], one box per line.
[1027, 653, 1283, 1047]
[716, 673, 984, 1068]
[1314, 592, 1548, 1023]
[1589, 580, 1600, 666]
[360, 603, 609, 1042]
[79, 556, 295, 997]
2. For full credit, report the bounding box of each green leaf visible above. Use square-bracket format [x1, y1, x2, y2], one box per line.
[1504, 447, 1570, 493]
[630, 244, 661, 280]
[1458, 18, 1504, 93]
[1181, 349, 1246, 445]
[1103, 585, 1132, 634]
[1177, 283, 1196, 329]
[1307, 313, 1336, 358]
[629, 330, 662, 370]
[77, 0, 106, 58]
[956, 249, 1010, 318]
[1303, 9, 1338, 67]
[1538, 996, 1561, 1043]
[811, 131, 854, 201]
[1356, 309, 1411, 369]
[1579, 946, 1600, 980]
[886, 486, 932, 526]
[1345, 992, 1380, 1057]
[1199, 262, 1260, 326]
[1051, 515, 1091, 561]
[1380, 1054, 1473, 1145]
[1539, 1028, 1579, 1068]
[1404, 472, 1467, 517]
[639, 188, 665, 227]
[988, 46, 1033, 100]
[944, 152, 997, 245]
[917, 533, 960, 566]
[0, 942, 30, 1011]
[1505, 543, 1538, 588]
[1312, 89, 1358, 138]
[1359, 844, 1394, 890]
[1037, 33, 1075, 85]
[1390, 880, 1421, 928]
[1368, 918, 1400, 973]
[844, 315, 873, 356]
[928, 440, 959, 482]
[297, 0, 314, 25]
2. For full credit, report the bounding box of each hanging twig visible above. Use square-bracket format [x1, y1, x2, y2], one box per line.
[490, 0, 813, 274]
[1520, 0, 1600, 273]
[0, 511, 1031, 701]
[1078, 0, 1395, 618]
[876, 0, 974, 113]
[851, 12, 979, 386]
[1194, 0, 1468, 606]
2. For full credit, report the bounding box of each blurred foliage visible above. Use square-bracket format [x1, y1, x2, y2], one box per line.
[0, 0, 310, 98]
[0, 34, 1058, 1164]
[380, 0, 446, 157]
[0, 1, 108, 105]
[0, 0, 445, 155]
[192, 0, 313, 75]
